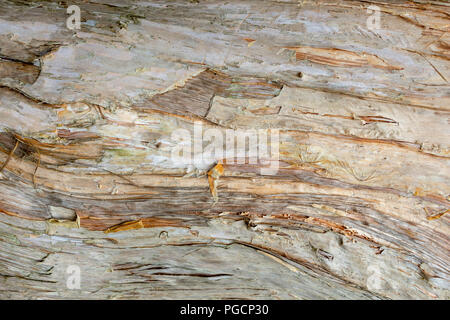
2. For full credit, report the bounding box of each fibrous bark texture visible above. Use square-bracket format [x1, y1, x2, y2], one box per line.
[0, 0, 449, 299]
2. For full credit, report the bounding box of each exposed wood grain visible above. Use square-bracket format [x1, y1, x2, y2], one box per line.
[0, 0, 449, 300]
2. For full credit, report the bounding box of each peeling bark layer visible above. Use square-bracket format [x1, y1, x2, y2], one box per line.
[0, 0, 449, 299]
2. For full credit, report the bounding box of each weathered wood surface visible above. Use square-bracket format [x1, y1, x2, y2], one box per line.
[0, 0, 449, 299]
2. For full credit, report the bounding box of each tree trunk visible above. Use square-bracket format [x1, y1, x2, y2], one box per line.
[0, 0, 449, 299]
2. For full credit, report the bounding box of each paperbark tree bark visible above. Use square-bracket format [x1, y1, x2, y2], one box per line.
[0, 0, 449, 299]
